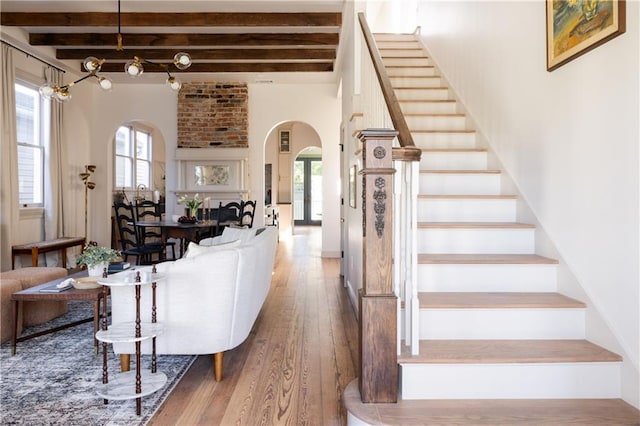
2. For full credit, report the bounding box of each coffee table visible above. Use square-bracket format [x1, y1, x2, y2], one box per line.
[11, 271, 106, 355]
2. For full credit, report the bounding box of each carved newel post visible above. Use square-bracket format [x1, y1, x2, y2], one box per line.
[358, 129, 397, 403]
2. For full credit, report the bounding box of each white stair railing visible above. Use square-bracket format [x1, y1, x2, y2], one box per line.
[358, 14, 421, 356]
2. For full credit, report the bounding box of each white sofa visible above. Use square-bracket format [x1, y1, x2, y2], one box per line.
[108, 226, 278, 381]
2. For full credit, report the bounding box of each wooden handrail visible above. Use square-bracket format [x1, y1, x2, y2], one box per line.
[358, 12, 417, 150]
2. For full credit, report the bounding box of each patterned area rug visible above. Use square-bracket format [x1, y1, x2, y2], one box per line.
[0, 301, 195, 425]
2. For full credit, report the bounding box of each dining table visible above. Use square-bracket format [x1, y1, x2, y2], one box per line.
[135, 220, 217, 258]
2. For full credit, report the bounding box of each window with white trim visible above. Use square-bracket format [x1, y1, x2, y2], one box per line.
[15, 81, 46, 207]
[115, 124, 152, 189]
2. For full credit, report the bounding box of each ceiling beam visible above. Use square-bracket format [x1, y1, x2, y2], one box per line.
[58, 48, 336, 61]
[96, 62, 334, 73]
[30, 33, 340, 47]
[1, 12, 342, 27]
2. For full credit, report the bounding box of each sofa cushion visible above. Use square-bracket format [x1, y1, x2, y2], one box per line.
[1, 267, 68, 289]
[0, 267, 69, 342]
[184, 239, 242, 258]
[220, 226, 258, 244]
[0, 278, 23, 343]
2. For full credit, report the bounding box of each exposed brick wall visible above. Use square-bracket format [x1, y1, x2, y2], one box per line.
[177, 82, 248, 148]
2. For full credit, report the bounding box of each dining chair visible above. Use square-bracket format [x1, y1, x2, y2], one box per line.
[113, 202, 163, 265]
[134, 200, 176, 260]
[239, 200, 256, 228]
[213, 201, 242, 236]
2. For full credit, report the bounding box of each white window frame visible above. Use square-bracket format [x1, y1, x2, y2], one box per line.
[114, 124, 153, 189]
[15, 79, 48, 209]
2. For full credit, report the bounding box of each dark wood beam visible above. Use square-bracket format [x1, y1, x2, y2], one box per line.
[30, 33, 340, 47]
[95, 62, 334, 73]
[1, 12, 342, 27]
[57, 48, 336, 61]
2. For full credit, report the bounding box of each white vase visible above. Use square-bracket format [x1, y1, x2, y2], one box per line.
[88, 262, 108, 277]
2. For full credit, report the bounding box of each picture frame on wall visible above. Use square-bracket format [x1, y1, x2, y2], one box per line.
[546, 0, 626, 71]
[279, 130, 291, 153]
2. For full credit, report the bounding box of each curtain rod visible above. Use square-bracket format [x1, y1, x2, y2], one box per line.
[0, 39, 66, 73]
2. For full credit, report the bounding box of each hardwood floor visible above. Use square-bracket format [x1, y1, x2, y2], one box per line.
[148, 226, 359, 425]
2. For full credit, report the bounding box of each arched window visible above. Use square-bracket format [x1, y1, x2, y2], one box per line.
[114, 124, 152, 189]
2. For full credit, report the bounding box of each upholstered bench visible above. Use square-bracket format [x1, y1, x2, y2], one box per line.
[0, 267, 68, 342]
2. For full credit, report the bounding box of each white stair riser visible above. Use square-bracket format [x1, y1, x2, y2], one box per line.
[376, 41, 420, 48]
[400, 101, 457, 115]
[391, 77, 442, 88]
[401, 308, 585, 339]
[421, 151, 487, 170]
[388, 67, 437, 77]
[420, 173, 502, 195]
[412, 132, 477, 149]
[417, 228, 535, 254]
[417, 264, 558, 292]
[380, 49, 426, 58]
[396, 88, 449, 101]
[418, 198, 517, 222]
[406, 115, 467, 131]
[383, 57, 432, 67]
[399, 362, 621, 399]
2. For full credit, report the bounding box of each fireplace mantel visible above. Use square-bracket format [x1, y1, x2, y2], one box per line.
[172, 147, 250, 202]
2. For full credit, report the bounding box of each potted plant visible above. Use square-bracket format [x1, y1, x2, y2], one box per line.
[76, 243, 121, 276]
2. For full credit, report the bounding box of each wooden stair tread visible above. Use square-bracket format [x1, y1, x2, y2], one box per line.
[416, 292, 586, 309]
[419, 194, 517, 199]
[396, 86, 448, 90]
[422, 148, 487, 152]
[344, 382, 640, 425]
[399, 340, 622, 364]
[405, 113, 465, 117]
[399, 99, 455, 103]
[412, 129, 475, 134]
[386, 65, 435, 69]
[418, 222, 535, 229]
[418, 253, 559, 264]
[420, 169, 501, 174]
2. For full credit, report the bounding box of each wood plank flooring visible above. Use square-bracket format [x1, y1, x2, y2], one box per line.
[148, 226, 359, 426]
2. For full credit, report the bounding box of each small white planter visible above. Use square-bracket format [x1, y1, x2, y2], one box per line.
[87, 262, 108, 277]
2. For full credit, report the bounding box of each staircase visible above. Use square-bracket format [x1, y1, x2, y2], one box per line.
[345, 33, 640, 425]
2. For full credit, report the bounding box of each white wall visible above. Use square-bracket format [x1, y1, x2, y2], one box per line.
[416, 0, 639, 407]
[248, 83, 342, 258]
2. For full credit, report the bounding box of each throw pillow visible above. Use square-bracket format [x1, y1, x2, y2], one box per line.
[220, 226, 258, 244]
[184, 239, 242, 259]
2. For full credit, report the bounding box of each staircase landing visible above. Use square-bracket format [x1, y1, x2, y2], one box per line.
[344, 381, 640, 425]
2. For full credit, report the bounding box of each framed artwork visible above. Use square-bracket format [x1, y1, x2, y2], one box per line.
[546, 0, 626, 71]
[185, 160, 241, 191]
[279, 130, 291, 153]
[349, 165, 357, 209]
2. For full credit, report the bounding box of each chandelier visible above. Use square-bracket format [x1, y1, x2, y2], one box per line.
[39, 0, 191, 102]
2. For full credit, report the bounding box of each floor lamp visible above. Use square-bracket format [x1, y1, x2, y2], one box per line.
[79, 165, 96, 240]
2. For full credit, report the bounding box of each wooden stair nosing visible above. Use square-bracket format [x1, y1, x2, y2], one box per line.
[415, 292, 586, 309]
[418, 253, 559, 265]
[399, 339, 622, 364]
[417, 222, 535, 229]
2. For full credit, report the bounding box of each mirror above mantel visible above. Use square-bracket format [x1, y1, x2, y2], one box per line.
[171, 147, 250, 202]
